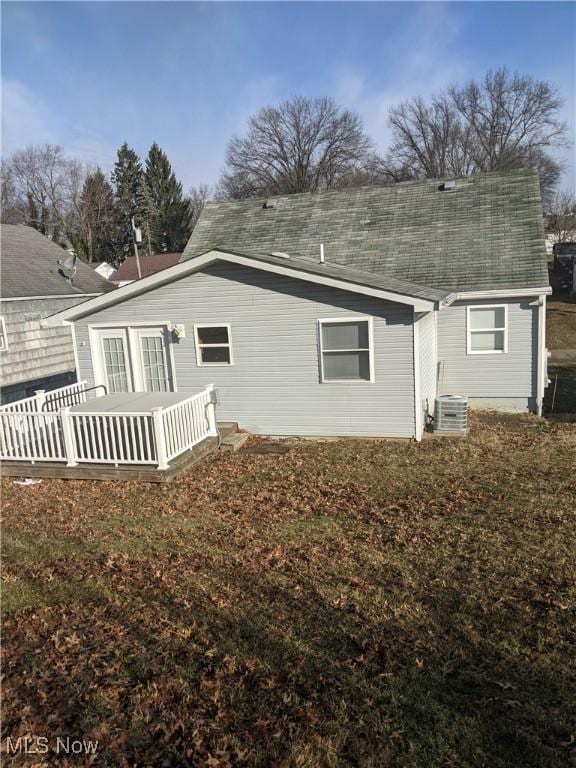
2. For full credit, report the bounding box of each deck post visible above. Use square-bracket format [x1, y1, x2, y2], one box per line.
[205, 384, 218, 436]
[60, 407, 78, 467]
[34, 389, 46, 412]
[151, 407, 169, 470]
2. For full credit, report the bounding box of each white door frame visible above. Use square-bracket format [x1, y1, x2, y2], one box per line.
[89, 323, 177, 393]
[90, 327, 134, 393]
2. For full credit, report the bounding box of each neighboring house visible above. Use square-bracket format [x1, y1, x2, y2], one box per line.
[46, 169, 550, 440]
[110, 253, 182, 287]
[0, 225, 113, 403]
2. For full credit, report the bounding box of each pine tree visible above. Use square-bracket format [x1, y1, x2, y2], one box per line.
[145, 142, 191, 252]
[75, 168, 121, 264]
[112, 143, 156, 256]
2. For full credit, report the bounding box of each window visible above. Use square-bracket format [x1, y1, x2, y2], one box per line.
[0, 317, 7, 352]
[102, 336, 130, 392]
[140, 335, 169, 392]
[194, 325, 233, 366]
[319, 318, 373, 382]
[467, 305, 507, 354]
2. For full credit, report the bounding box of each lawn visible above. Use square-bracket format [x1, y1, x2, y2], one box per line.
[2, 413, 575, 768]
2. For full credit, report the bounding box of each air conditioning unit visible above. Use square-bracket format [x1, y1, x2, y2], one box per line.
[434, 395, 469, 434]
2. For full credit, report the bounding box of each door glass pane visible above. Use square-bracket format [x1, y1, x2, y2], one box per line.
[470, 308, 505, 330]
[322, 321, 368, 350]
[201, 346, 231, 364]
[470, 330, 505, 352]
[323, 351, 370, 380]
[102, 337, 129, 392]
[197, 326, 229, 344]
[141, 336, 168, 392]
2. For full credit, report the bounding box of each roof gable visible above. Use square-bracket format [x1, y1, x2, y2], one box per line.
[183, 169, 549, 293]
[44, 248, 442, 325]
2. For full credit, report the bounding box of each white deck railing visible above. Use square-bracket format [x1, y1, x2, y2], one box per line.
[0, 381, 89, 413]
[0, 385, 217, 470]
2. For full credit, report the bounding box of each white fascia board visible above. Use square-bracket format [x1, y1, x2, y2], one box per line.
[42, 249, 436, 325]
[451, 287, 552, 302]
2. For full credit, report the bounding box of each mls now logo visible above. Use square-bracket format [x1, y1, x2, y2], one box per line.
[5, 735, 99, 755]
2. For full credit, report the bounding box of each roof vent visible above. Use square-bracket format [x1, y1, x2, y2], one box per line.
[438, 180, 456, 192]
[271, 251, 290, 259]
[263, 199, 278, 209]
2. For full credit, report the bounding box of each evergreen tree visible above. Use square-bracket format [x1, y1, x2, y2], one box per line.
[145, 142, 191, 252]
[112, 143, 156, 256]
[75, 168, 121, 264]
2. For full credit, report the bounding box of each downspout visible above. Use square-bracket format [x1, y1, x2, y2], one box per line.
[412, 311, 422, 441]
[536, 295, 546, 416]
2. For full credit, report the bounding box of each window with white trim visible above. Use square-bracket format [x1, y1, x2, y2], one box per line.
[467, 305, 507, 354]
[0, 317, 8, 352]
[319, 318, 373, 382]
[194, 325, 233, 365]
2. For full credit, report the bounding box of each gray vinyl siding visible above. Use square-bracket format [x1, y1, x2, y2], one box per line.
[0, 296, 88, 390]
[418, 310, 437, 422]
[73, 263, 417, 437]
[436, 299, 537, 406]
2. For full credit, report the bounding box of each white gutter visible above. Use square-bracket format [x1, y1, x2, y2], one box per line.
[450, 287, 552, 302]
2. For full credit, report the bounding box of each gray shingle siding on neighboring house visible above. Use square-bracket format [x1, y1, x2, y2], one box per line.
[436, 299, 538, 411]
[0, 296, 88, 402]
[73, 263, 417, 437]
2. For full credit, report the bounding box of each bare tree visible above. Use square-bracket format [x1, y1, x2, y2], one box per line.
[545, 191, 576, 243]
[1, 144, 85, 244]
[450, 69, 566, 173]
[188, 184, 211, 229]
[377, 68, 568, 200]
[219, 96, 373, 199]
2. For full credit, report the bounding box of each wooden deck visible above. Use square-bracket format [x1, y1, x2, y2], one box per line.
[0, 423, 238, 483]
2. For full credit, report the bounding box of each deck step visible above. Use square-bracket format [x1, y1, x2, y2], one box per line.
[220, 431, 251, 452]
[217, 421, 238, 438]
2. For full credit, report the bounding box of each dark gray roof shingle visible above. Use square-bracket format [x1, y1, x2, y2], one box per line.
[1, 225, 114, 299]
[182, 169, 548, 293]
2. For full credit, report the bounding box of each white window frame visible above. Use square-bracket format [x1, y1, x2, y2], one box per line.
[0, 317, 8, 352]
[194, 324, 234, 367]
[466, 304, 508, 355]
[318, 317, 374, 383]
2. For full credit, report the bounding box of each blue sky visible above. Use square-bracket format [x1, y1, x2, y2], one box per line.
[2, 1, 574, 192]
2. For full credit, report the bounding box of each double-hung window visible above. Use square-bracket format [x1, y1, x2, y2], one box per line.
[194, 325, 233, 365]
[467, 305, 507, 354]
[319, 318, 373, 382]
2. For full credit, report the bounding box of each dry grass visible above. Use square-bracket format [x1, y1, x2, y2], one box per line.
[2, 413, 575, 767]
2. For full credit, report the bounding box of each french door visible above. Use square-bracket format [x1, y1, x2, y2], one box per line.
[93, 327, 174, 393]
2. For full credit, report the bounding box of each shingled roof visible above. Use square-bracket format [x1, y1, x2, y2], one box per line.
[1, 224, 114, 299]
[182, 169, 548, 293]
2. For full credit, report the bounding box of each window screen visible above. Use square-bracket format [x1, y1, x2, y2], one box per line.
[195, 326, 232, 365]
[468, 307, 507, 353]
[320, 320, 372, 381]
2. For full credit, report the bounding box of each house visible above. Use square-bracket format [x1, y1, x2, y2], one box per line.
[0, 224, 113, 403]
[45, 169, 550, 441]
[110, 253, 182, 287]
